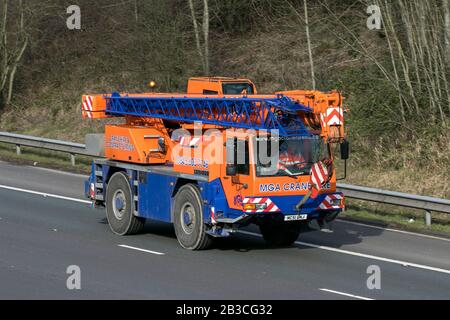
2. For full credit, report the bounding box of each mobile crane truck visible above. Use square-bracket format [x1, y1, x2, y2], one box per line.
[82, 77, 349, 250]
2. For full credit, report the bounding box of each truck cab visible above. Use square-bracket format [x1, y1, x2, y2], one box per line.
[187, 77, 257, 95]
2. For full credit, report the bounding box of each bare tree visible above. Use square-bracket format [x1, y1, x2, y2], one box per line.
[0, 0, 28, 109]
[444, 0, 450, 62]
[188, 0, 210, 75]
[303, 0, 315, 90]
[320, 0, 449, 127]
[134, 0, 139, 23]
[284, 0, 316, 89]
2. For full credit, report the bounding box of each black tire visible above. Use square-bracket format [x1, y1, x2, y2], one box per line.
[259, 221, 302, 247]
[105, 172, 145, 235]
[173, 184, 212, 250]
[324, 211, 339, 223]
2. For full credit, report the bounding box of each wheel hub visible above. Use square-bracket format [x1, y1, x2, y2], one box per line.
[180, 203, 195, 235]
[112, 189, 127, 220]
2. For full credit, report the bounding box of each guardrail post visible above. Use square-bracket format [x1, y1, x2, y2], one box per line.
[425, 210, 432, 226]
[16, 145, 21, 155]
[70, 154, 76, 166]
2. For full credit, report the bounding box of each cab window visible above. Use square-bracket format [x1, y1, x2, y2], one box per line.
[203, 89, 218, 95]
[222, 83, 254, 95]
[227, 138, 250, 175]
[236, 140, 250, 175]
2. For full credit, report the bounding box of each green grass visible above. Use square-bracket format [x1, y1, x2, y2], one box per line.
[342, 202, 450, 235]
[0, 143, 91, 174]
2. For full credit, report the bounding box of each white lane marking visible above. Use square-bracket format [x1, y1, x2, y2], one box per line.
[0, 184, 91, 204]
[336, 219, 450, 242]
[238, 231, 450, 275]
[26, 166, 89, 179]
[319, 288, 374, 300]
[118, 244, 165, 256]
[0, 184, 166, 256]
[0, 161, 88, 178]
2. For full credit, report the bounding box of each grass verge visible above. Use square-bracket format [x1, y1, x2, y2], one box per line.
[0, 143, 91, 174]
[342, 201, 450, 236]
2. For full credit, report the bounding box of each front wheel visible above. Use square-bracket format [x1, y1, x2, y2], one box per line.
[259, 221, 302, 247]
[173, 184, 212, 250]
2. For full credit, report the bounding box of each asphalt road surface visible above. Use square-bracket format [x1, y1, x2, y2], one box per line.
[0, 161, 449, 299]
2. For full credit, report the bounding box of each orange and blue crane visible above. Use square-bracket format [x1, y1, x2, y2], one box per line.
[82, 77, 348, 250]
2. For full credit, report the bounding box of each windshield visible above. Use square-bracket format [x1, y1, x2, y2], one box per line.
[256, 136, 329, 177]
[222, 83, 254, 95]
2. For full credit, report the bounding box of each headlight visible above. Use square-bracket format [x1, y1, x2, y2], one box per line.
[243, 203, 267, 211]
[330, 199, 342, 206]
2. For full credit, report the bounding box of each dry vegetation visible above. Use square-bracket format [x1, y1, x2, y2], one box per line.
[0, 0, 448, 197]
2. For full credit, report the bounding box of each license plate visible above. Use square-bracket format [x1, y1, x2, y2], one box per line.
[284, 214, 307, 221]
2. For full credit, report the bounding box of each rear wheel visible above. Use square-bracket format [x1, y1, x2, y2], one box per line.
[259, 221, 302, 247]
[324, 210, 339, 223]
[105, 172, 145, 235]
[173, 184, 212, 250]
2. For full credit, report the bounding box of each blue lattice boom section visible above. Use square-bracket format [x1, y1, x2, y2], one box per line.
[105, 93, 313, 137]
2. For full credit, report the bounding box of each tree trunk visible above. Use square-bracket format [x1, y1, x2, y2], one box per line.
[444, 0, 450, 62]
[202, 0, 209, 75]
[134, 0, 138, 23]
[0, 0, 9, 110]
[188, 0, 210, 75]
[304, 0, 315, 90]
[4, 0, 28, 107]
[380, 0, 407, 123]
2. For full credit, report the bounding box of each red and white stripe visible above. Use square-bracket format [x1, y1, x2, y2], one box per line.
[320, 113, 326, 129]
[178, 136, 203, 147]
[318, 193, 344, 210]
[242, 197, 280, 213]
[189, 137, 202, 147]
[89, 182, 95, 199]
[82, 95, 94, 119]
[210, 206, 217, 224]
[325, 107, 344, 126]
[310, 161, 328, 190]
[319, 107, 344, 128]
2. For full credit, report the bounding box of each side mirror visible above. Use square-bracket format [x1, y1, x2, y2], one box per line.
[226, 165, 237, 176]
[158, 137, 166, 153]
[340, 140, 349, 160]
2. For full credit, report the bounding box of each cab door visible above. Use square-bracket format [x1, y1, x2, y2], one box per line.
[220, 136, 254, 210]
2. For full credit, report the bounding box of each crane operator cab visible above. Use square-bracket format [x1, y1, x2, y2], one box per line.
[187, 77, 256, 95]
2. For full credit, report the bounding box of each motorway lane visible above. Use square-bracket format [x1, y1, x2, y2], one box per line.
[300, 220, 450, 271]
[0, 161, 449, 299]
[0, 161, 86, 199]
